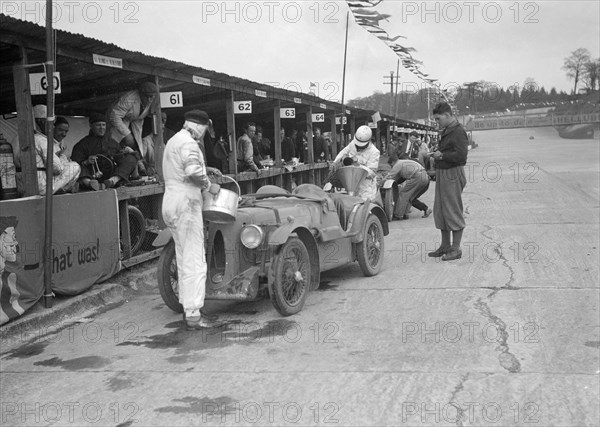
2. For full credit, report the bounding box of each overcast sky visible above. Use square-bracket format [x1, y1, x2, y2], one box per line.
[6, 1, 600, 102]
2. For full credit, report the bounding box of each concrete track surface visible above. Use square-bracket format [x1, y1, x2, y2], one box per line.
[1, 127, 599, 426]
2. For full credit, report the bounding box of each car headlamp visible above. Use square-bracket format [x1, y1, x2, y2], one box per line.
[240, 225, 264, 249]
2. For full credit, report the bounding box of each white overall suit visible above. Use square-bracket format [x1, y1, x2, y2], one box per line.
[162, 128, 210, 316]
[334, 139, 380, 201]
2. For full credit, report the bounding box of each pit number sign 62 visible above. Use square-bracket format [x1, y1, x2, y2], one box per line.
[234, 101, 252, 114]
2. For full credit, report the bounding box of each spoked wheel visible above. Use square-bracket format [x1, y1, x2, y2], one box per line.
[157, 240, 183, 313]
[269, 237, 312, 316]
[356, 213, 385, 276]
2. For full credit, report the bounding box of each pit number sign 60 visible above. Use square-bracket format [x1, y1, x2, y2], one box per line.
[29, 72, 61, 95]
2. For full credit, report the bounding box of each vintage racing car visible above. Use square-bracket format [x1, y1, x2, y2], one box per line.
[154, 181, 389, 316]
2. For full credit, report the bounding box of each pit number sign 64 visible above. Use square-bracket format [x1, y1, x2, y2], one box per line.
[29, 72, 61, 95]
[160, 92, 183, 109]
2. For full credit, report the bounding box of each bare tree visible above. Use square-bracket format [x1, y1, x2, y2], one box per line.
[562, 48, 591, 94]
[583, 58, 600, 92]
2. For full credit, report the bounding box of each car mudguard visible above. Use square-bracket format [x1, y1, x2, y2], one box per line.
[349, 202, 389, 243]
[152, 228, 173, 248]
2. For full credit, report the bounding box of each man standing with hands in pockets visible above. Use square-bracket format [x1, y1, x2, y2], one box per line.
[428, 102, 469, 261]
[162, 110, 223, 330]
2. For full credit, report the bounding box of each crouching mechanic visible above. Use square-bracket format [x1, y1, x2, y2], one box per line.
[384, 155, 432, 220]
[162, 110, 223, 330]
[331, 125, 380, 201]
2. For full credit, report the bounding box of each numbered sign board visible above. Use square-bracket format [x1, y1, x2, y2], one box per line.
[30, 72, 61, 95]
[160, 92, 183, 108]
[280, 108, 295, 118]
[312, 113, 325, 123]
[234, 101, 252, 114]
[335, 117, 348, 125]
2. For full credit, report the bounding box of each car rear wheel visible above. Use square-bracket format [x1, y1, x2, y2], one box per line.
[157, 240, 183, 313]
[357, 213, 385, 276]
[269, 237, 311, 316]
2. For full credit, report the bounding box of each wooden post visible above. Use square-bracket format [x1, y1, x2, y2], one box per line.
[306, 105, 314, 165]
[12, 48, 38, 197]
[152, 75, 165, 228]
[328, 111, 337, 160]
[273, 100, 282, 166]
[273, 101, 283, 187]
[226, 91, 237, 177]
[349, 114, 356, 136]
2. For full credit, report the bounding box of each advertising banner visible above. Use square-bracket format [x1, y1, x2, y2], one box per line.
[0, 191, 121, 325]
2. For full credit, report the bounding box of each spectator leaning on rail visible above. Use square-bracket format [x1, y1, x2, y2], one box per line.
[237, 122, 260, 173]
[332, 125, 380, 201]
[428, 102, 469, 261]
[107, 81, 157, 176]
[162, 109, 223, 330]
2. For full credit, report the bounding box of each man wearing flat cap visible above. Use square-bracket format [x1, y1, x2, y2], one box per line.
[71, 113, 139, 189]
[107, 82, 157, 176]
[162, 109, 223, 330]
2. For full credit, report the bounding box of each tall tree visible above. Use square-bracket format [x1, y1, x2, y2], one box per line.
[563, 48, 591, 94]
[583, 58, 600, 91]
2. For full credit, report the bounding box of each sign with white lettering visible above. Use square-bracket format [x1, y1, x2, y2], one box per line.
[320, 103, 327, 109]
[160, 92, 183, 108]
[255, 89, 267, 98]
[293, 98, 302, 104]
[29, 72, 61, 95]
[234, 101, 252, 114]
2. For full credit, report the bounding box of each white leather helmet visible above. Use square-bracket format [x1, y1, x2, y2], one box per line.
[354, 125, 372, 148]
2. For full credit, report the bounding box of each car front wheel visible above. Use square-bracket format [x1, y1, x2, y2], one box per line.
[356, 213, 385, 276]
[157, 240, 183, 313]
[269, 237, 312, 316]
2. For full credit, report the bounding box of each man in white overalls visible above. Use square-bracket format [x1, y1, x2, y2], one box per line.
[162, 110, 222, 329]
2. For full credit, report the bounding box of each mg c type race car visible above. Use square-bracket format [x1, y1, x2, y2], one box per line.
[154, 182, 389, 316]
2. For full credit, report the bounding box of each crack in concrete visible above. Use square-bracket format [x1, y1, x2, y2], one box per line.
[474, 298, 522, 373]
[480, 225, 517, 298]
[447, 373, 470, 427]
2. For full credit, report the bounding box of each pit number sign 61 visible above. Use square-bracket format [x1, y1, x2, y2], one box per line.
[160, 92, 183, 109]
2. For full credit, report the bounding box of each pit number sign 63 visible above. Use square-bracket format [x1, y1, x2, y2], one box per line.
[29, 72, 61, 95]
[160, 92, 183, 109]
[280, 108, 295, 118]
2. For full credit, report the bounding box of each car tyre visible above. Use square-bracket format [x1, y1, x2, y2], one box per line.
[157, 240, 183, 313]
[269, 237, 312, 316]
[382, 189, 394, 222]
[357, 213, 385, 276]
